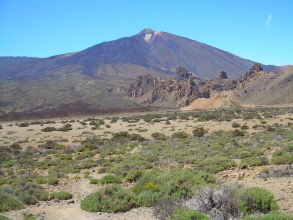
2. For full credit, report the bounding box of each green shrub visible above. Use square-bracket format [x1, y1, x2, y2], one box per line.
[41, 127, 57, 132]
[198, 156, 237, 173]
[151, 132, 168, 140]
[239, 187, 278, 215]
[243, 211, 293, 220]
[241, 124, 250, 130]
[50, 191, 73, 200]
[271, 152, 293, 165]
[129, 133, 146, 141]
[90, 179, 99, 184]
[232, 122, 241, 128]
[38, 140, 57, 149]
[239, 156, 269, 169]
[232, 129, 245, 136]
[48, 168, 57, 176]
[133, 169, 210, 207]
[172, 209, 209, 220]
[47, 177, 59, 185]
[236, 151, 251, 159]
[13, 182, 47, 205]
[192, 127, 206, 137]
[35, 176, 48, 184]
[19, 122, 29, 127]
[0, 193, 24, 211]
[80, 184, 137, 213]
[0, 178, 7, 185]
[124, 170, 143, 183]
[0, 215, 12, 220]
[171, 132, 189, 139]
[100, 174, 121, 185]
[18, 194, 38, 205]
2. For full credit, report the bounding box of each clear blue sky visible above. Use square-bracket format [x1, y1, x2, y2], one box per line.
[0, 0, 292, 66]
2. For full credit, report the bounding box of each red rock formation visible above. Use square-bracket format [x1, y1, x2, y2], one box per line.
[127, 67, 210, 107]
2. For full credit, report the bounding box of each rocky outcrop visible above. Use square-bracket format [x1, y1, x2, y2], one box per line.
[204, 71, 237, 93]
[127, 64, 280, 109]
[175, 66, 192, 79]
[127, 67, 210, 107]
[236, 63, 266, 88]
[127, 74, 159, 98]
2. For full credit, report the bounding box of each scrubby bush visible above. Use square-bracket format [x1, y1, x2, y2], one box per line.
[38, 140, 57, 149]
[198, 156, 237, 173]
[239, 156, 269, 169]
[241, 124, 250, 130]
[0, 215, 12, 220]
[35, 177, 48, 184]
[192, 127, 206, 137]
[232, 129, 245, 136]
[243, 211, 293, 220]
[41, 127, 57, 132]
[172, 209, 209, 220]
[50, 191, 73, 200]
[47, 177, 59, 185]
[129, 133, 146, 141]
[90, 179, 99, 184]
[171, 132, 189, 139]
[271, 148, 293, 166]
[232, 122, 241, 128]
[19, 122, 29, 127]
[0, 193, 24, 211]
[57, 123, 73, 132]
[151, 132, 168, 141]
[239, 187, 278, 215]
[153, 199, 183, 220]
[236, 151, 251, 159]
[13, 182, 48, 205]
[80, 184, 137, 213]
[133, 169, 213, 207]
[99, 174, 121, 185]
[197, 113, 216, 122]
[189, 184, 241, 219]
[124, 170, 143, 183]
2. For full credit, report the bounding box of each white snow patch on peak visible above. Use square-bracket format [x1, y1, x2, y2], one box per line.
[143, 33, 153, 42]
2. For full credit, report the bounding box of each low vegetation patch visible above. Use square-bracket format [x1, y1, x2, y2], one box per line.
[80, 184, 137, 213]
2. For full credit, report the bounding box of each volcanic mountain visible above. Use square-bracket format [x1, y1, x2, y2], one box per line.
[0, 29, 291, 119]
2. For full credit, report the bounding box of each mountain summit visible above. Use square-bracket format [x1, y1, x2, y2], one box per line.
[137, 28, 156, 35]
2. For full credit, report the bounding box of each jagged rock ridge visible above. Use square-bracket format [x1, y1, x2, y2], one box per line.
[127, 67, 207, 106]
[127, 63, 290, 109]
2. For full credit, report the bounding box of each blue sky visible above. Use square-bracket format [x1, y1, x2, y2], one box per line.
[0, 0, 292, 66]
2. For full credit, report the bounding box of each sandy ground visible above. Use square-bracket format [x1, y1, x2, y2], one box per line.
[1, 112, 292, 149]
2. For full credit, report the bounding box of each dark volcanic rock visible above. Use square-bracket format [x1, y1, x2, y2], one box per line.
[127, 67, 210, 107]
[127, 74, 159, 98]
[236, 63, 266, 88]
[218, 70, 228, 79]
[204, 71, 236, 93]
[175, 66, 192, 79]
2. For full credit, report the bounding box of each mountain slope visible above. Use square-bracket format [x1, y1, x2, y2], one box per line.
[0, 29, 291, 119]
[235, 67, 293, 105]
[51, 28, 257, 79]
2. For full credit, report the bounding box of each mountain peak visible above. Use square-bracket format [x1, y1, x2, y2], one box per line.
[137, 28, 155, 35]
